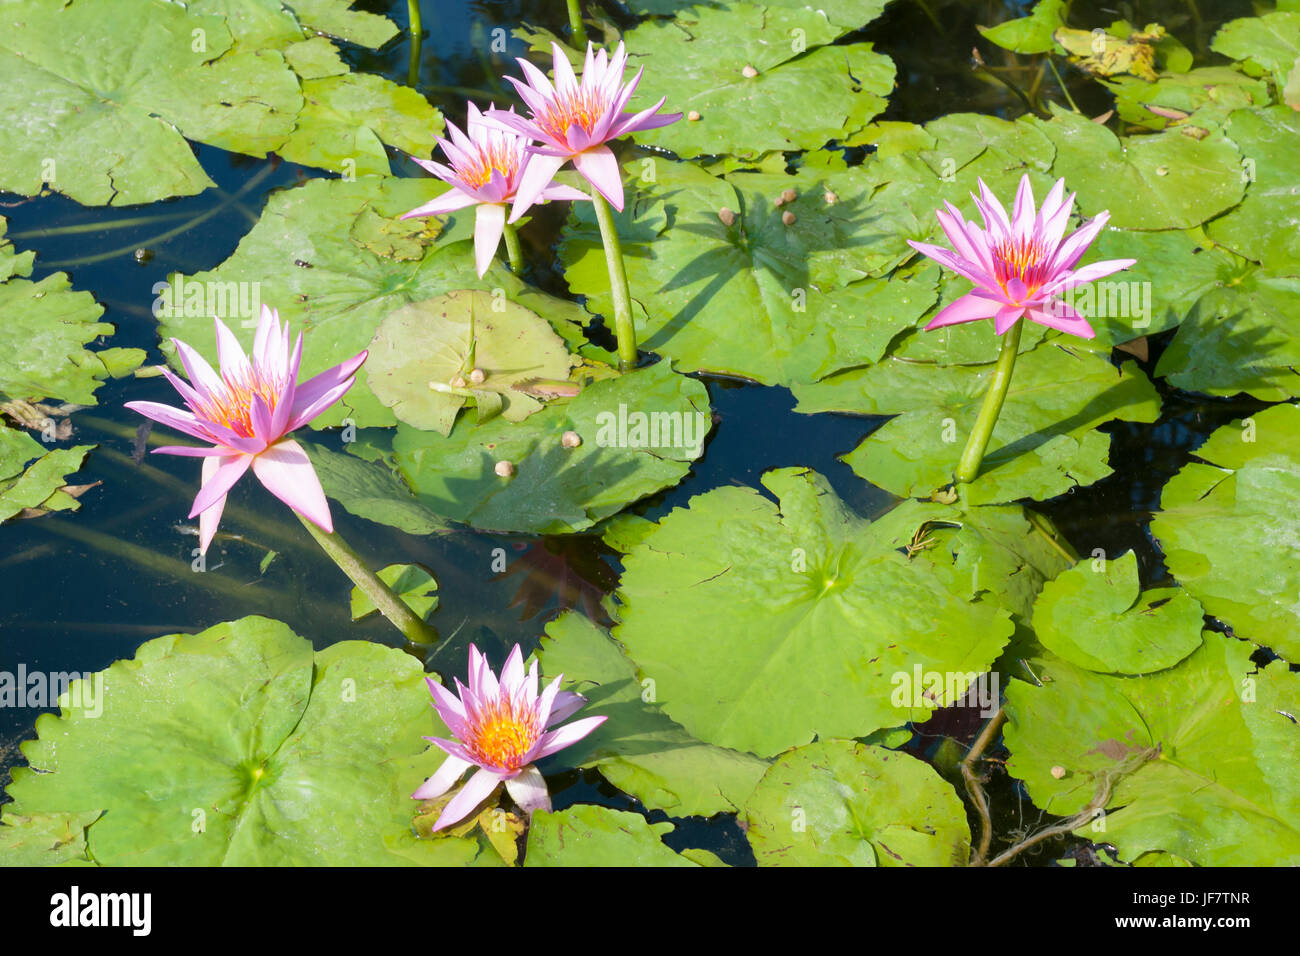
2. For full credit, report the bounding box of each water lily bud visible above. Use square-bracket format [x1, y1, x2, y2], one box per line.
[782, 210, 796, 226]
[687, 110, 701, 121]
[824, 190, 838, 205]
[781, 188, 797, 204]
[494, 460, 515, 478]
[469, 368, 486, 384]
[561, 430, 582, 448]
[1050, 765, 1067, 779]
[718, 206, 736, 226]
[451, 375, 467, 388]
[742, 64, 758, 78]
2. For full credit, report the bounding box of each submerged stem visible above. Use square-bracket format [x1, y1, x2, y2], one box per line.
[566, 0, 587, 48]
[296, 513, 438, 646]
[956, 319, 1023, 485]
[590, 188, 637, 372]
[501, 221, 524, 273]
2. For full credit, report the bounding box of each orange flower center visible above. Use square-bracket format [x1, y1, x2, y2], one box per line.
[993, 236, 1049, 294]
[467, 699, 538, 771]
[196, 372, 283, 438]
[460, 140, 520, 189]
[537, 87, 605, 142]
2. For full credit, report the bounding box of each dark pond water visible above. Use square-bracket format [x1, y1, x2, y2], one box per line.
[0, 0, 1270, 866]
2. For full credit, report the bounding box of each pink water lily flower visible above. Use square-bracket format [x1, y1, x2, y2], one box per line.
[487, 41, 681, 220]
[125, 305, 365, 554]
[907, 174, 1136, 339]
[413, 644, 606, 831]
[401, 102, 589, 277]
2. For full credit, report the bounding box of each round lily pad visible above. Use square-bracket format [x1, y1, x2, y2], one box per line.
[608, 468, 1013, 756]
[742, 740, 970, 866]
[5, 616, 484, 866]
[524, 805, 697, 867]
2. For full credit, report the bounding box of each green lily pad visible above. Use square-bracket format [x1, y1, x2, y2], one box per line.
[793, 341, 1161, 504]
[608, 468, 1013, 756]
[0, 811, 100, 867]
[287, 0, 399, 49]
[392, 360, 711, 534]
[561, 160, 937, 385]
[0, 0, 301, 205]
[279, 73, 444, 178]
[623, 3, 894, 158]
[536, 611, 769, 817]
[1004, 634, 1300, 865]
[1155, 271, 1300, 401]
[1150, 403, 1300, 655]
[1212, 11, 1300, 91]
[1103, 68, 1271, 132]
[1206, 107, 1300, 277]
[524, 805, 698, 867]
[367, 291, 576, 435]
[0, 429, 93, 523]
[304, 441, 450, 534]
[283, 37, 350, 79]
[1032, 551, 1204, 673]
[741, 740, 970, 866]
[351, 564, 438, 622]
[4, 616, 484, 865]
[1031, 106, 1245, 230]
[157, 176, 591, 429]
[977, 0, 1068, 54]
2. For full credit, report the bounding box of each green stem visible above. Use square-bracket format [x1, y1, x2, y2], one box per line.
[566, 0, 587, 48]
[501, 221, 524, 273]
[296, 513, 438, 646]
[956, 320, 1023, 484]
[1047, 57, 1081, 114]
[407, 0, 422, 88]
[590, 188, 637, 372]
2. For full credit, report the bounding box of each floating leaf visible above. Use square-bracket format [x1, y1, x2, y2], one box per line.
[5, 617, 483, 865]
[741, 740, 970, 866]
[793, 341, 1161, 504]
[1032, 551, 1204, 673]
[623, 3, 894, 158]
[1103, 68, 1270, 132]
[536, 611, 769, 817]
[977, 0, 1068, 54]
[304, 441, 450, 535]
[367, 291, 576, 435]
[608, 468, 1013, 756]
[524, 805, 698, 867]
[0, 811, 100, 867]
[1150, 403, 1300, 655]
[392, 360, 711, 534]
[0, 0, 301, 204]
[0, 426, 93, 524]
[1004, 634, 1300, 865]
[1212, 11, 1300, 92]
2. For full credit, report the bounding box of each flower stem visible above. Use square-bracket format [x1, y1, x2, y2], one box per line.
[407, 0, 422, 88]
[956, 319, 1023, 485]
[501, 221, 524, 273]
[296, 513, 438, 645]
[590, 188, 637, 372]
[566, 0, 587, 48]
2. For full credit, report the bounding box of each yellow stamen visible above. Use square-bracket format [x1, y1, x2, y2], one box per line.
[468, 699, 538, 770]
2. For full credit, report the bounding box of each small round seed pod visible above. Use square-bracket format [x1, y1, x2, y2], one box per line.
[450, 375, 467, 389]
[687, 110, 701, 122]
[741, 64, 758, 78]
[781, 188, 797, 204]
[561, 430, 582, 449]
[718, 206, 736, 226]
[494, 460, 515, 478]
[782, 210, 796, 226]
[469, 368, 486, 385]
[1050, 765, 1067, 779]
[824, 190, 838, 205]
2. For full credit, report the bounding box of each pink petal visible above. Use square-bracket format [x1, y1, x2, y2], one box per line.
[552, 42, 579, 93]
[537, 183, 591, 204]
[573, 146, 624, 210]
[1010, 174, 1035, 239]
[412, 754, 473, 801]
[214, 317, 251, 383]
[974, 178, 1012, 240]
[125, 400, 219, 444]
[189, 453, 252, 520]
[401, 188, 479, 220]
[473, 203, 507, 278]
[1027, 302, 1096, 339]
[503, 765, 551, 816]
[1049, 211, 1109, 274]
[171, 338, 225, 399]
[197, 455, 234, 555]
[250, 438, 332, 532]
[285, 351, 366, 433]
[993, 304, 1025, 335]
[528, 715, 607, 763]
[924, 291, 1001, 330]
[152, 444, 229, 457]
[516, 56, 557, 99]
[426, 676, 467, 724]
[1045, 258, 1137, 294]
[433, 768, 503, 831]
[499, 645, 527, 696]
[547, 690, 588, 727]
[907, 240, 996, 289]
[252, 305, 279, 369]
[606, 98, 680, 139]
